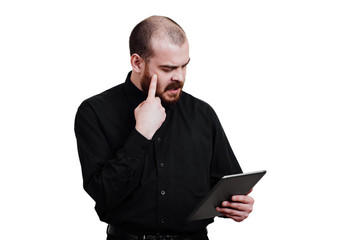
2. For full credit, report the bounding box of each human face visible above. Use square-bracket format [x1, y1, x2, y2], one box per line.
[140, 38, 190, 105]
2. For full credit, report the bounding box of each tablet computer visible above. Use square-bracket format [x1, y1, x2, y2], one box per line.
[187, 170, 267, 221]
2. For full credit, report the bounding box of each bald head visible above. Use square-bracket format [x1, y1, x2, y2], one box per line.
[129, 16, 187, 62]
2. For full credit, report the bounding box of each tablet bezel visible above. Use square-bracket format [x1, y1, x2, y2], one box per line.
[187, 170, 267, 221]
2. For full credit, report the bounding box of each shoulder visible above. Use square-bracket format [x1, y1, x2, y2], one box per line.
[83, 83, 125, 106]
[178, 92, 223, 131]
[77, 83, 126, 112]
[179, 91, 216, 116]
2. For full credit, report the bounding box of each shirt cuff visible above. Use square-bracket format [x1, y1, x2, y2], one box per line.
[122, 129, 151, 160]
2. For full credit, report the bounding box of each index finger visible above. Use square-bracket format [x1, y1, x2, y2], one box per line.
[231, 195, 254, 204]
[147, 74, 157, 99]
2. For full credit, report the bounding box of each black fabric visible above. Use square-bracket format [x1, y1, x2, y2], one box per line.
[75, 71, 242, 233]
[106, 225, 208, 240]
[106, 234, 209, 240]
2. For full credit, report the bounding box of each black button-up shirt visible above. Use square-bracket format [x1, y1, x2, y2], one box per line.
[74, 72, 242, 233]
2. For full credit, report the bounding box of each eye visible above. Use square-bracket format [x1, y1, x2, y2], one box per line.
[161, 68, 172, 73]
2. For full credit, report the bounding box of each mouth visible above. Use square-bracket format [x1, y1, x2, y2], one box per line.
[167, 87, 181, 94]
[164, 82, 183, 95]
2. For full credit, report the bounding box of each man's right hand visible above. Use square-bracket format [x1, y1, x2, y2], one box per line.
[135, 74, 166, 140]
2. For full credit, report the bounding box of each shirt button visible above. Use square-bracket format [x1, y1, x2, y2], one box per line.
[157, 137, 161, 142]
[160, 162, 164, 168]
[160, 190, 166, 196]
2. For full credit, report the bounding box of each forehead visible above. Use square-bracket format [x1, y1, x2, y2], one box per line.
[149, 38, 190, 66]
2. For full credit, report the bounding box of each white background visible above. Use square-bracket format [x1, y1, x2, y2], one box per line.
[1, 0, 359, 239]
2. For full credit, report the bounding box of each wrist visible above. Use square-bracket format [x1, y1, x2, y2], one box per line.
[135, 125, 154, 140]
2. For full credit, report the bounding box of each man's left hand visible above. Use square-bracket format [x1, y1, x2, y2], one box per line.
[216, 194, 254, 222]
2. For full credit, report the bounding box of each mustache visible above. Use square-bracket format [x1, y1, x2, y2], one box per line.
[164, 81, 184, 91]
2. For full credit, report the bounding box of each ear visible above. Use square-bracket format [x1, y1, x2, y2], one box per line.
[130, 54, 145, 73]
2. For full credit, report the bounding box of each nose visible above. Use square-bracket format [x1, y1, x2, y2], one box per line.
[171, 68, 185, 83]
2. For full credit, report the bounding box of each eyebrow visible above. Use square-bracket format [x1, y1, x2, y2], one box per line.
[159, 58, 191, 69]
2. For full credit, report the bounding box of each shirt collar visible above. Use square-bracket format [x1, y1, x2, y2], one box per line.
[124, 71, 147, 111]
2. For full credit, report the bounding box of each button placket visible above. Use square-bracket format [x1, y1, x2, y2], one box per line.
[153, 131, 169, 227]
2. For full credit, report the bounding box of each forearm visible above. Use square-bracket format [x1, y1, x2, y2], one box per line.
[75, 101, 151, 211]
[79, 129, 150, 210]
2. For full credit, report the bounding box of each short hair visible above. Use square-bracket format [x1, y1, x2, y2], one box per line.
[129, 16, 186, 62]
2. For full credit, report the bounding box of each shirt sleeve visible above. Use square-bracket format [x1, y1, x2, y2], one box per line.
[209, 107, 242, 188]
[74, 100, 151, 211]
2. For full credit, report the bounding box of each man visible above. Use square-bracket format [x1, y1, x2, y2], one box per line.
[75, 16, 254, 240]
